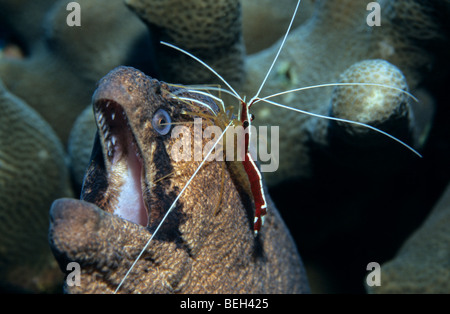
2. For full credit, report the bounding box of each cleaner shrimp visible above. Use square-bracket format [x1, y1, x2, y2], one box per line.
[114, 0, 421, 293]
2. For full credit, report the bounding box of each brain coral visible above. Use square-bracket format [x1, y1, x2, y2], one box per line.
[126, 0, 245, 87]
[0, 0, 152, 143]
[0, 78, 71, 292]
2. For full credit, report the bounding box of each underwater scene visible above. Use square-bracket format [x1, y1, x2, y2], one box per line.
[0, 0, 449, 294]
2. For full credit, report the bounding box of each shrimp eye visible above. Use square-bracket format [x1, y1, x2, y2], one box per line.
[243, 120, 249, 128]
[250, 114, 255, 122]
[152, 109, 172, 135]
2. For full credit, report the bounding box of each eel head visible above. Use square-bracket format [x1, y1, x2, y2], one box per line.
[48, 66, 308, 294]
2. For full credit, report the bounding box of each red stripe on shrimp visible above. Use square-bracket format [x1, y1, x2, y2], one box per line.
[241, 101, 267, 235]
[242, 152, 267, 235]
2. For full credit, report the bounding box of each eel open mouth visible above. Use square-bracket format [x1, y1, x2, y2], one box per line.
[90, 99, 149, 226]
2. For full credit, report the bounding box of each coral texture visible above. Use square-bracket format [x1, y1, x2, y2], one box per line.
[0, 79, 70, 292]
[243, 0, 442, 185]
[241, 0, 315, 54]
[0, 0, 153, 292]
[126, 0, 245, 87]
[49, 67, 309, 293]
[367, 183, 450, 293]
[331, 60, 412, 139]
[327, 59, 418, 167]
[0, 0, 152, 143]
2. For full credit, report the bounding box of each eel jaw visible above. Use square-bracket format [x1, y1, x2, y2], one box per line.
[86, 99, 149, 227]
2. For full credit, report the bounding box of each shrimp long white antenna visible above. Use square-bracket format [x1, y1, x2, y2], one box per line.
[186, 85, 242, 101]
[185, 89, 227, 113]
[173, 95, 219, 116]
[171, 86, 227, 112]
[250, 0, 302, 104]
[252, 82, 419, 105]
[258, 98, 422, 158]
[114, 120, 233, 294]
[160, 41, 243, 102]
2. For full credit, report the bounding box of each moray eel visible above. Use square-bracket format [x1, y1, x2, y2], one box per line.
[48, 66, 309, 293]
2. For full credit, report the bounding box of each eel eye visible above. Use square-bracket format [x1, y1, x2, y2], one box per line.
[152, 109, 172, 135]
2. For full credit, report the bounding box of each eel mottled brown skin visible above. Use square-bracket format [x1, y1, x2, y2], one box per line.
[48, 66, 309, 294]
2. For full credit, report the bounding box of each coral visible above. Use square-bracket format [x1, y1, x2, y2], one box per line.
[367, 183, 450, 293]
[0, 0, 152, 143]
[49, 67, 309, 293]
[0, 0, 152, 291]
[126, 0, 245, 87]
[327, 59, 418, 167]
[243, 0, 443, 185]
[0, 78, 70, 292]
[0, 0, 151, 291]
[241, 0, 315, 54]
[331, 60, 412, 139]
